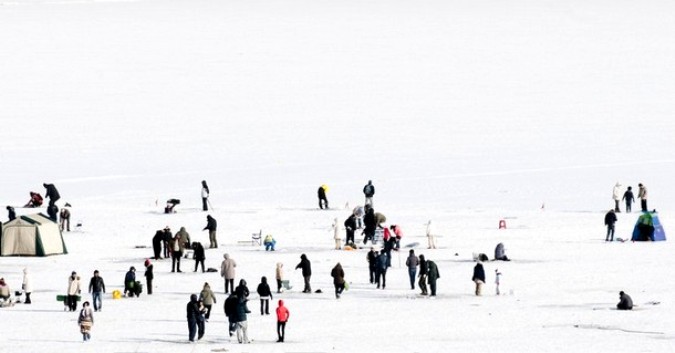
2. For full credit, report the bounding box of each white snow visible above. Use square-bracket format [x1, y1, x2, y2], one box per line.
[1, 0, 675, 352]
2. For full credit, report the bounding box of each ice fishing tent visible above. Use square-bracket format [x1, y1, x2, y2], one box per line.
[0, 213, 68, 256]
[631, 212, 666, 241]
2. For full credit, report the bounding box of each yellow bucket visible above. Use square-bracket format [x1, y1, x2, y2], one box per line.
[112, 290, 122, 300]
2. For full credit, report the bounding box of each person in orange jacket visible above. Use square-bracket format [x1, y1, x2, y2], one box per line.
[275, 300, 290, 343]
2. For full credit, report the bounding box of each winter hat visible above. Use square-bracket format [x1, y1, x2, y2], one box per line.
[71, 271, 77, 275]
[144, 259, 151, 267]
[130, 266, 136, 272]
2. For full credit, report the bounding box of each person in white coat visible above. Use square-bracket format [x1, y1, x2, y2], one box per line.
[426, 220, 437, 249]
[612, 182, 622, 212]
[22, 268, 32, 304]
[67, 271, 82, 312]
[332, 217, 342, 250]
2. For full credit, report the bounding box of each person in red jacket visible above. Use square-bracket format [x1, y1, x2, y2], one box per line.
[275, 300, 290, 343]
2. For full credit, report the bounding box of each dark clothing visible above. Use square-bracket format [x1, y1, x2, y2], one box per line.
[427, 261, 440, 296]
[257, 278, 273, 315]
[344, 215, 357, 245]
[295, 255, 312, 293]
[418, 255, 428, 295]
[617, 293, 633, 310]
[7, 207, 16, 221]
[44, 183, 60, 206]
[331, 264, 345, 298]
[494, 243, 510, 261]
[192, 242, 206, 272]
[363, 208, 377, 244]
[88, 276, 105, 293]
[472, 263, 485, 283]
[318, 186, 328, 209]
[363, 183, 375, 197]
[47, 204, 58, 222]
[235, 281, 250, 301]
[622, 190, 635, 212]
[375, 253, 388, 289]
[144, 265, 153, 295]
[186, 296, 205, 341]
[367, 250, 377, 283]
[605, 211, 618, 241]
[152, 231, 163, 260]
[203, 216, 217, 231]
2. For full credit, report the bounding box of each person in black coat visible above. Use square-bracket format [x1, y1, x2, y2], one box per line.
[363, 180, 375, 206]
[186, 293, 205, 342]
[622, 186, 635, 213]
[47, 204, 58, 222]
[344, 214, 357, 246]
[604, 209, 618, 241]
[43, 183, 60, 207]
[472, 262, 486, 296]
[295, 254, 312, 293]
[418, 254, 428, 295]
[256, 276, 273, 315]
[317, 185, 328, 210]
[375, 249, 388, 289]
[362, 206, 376, 244]
[6, 206, 16, 221]
[224, 293, 239, 336]
[617, 291, 633, 310]
[162, 227, 172, 258]
[192, 242, 206, 272]
[152, 230, 164, 260]
[144, 259, 154, 295]
[367, 247, 377, 284]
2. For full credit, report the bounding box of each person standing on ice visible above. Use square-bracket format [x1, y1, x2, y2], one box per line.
[67, 271, 81, 311]
[276, 299, 290, 342]
[363, 180, 375, 207]
[622, 186, 635, 213]
[22, 268, 32, 304]
[169, 233, 184, 273]
[144, 259, 154, 295]
[367, 247, 377, 284]
[427, 259, 440, 296]
[405, 249, 419, 290]
[186, 293, 205, 342]
[638, 183, 648, 212]
[418, 254, 428, 295]
[495, 269, 502, 295]
[6, 206, 16, 221]
[256, 276, 273, 314]
[199, 282, 216, 321]
[472, 261, 486, 296]
[295, 254, 312, 293]
[59, 207, 71, 232]
[612, 182, 622, 212]
[221, 253, 237, 294]
[332, 217, 342, 250]
[201, 180, 210, 211]
[426, 220, 437, 249]
[43, 183, 60, 207]
[203, 215, 218, 249]
[362, 206, 376, 244]
[604, 209, 617, 241]
[192, 242, 206, 272]
[375, 249, 388, 289]
[317, 184, 329, 209]
[275, 262, 284, 293]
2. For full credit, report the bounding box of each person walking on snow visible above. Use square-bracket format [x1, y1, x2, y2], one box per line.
[88, 270, 105, 311]
[344, 213, 357, 247]
[199, 282, 216, 321]
[186, 293, 206, 342]
[275, 263, 284, 293]
[203, 215, 218, 248]
[221, 254, 237, 294]
[201, 180, 210, 211]
[638, 183, 648, 212]
[363, 180, 375, 207]
[612, 182, 622, 212]
[192, 242, 206, 273]
[331, 263, 346, 299]
[78, 301, 94, 342]
[276, 299, 290, 342]
[604, 209, 618, 241]
[622, 186, 636, 213]
[472, 261, 486, 296]
[317, 185, 329, 209]
[418, 254, 428, 295]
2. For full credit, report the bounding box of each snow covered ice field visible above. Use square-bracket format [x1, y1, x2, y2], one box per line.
[1, 0, 675, 352]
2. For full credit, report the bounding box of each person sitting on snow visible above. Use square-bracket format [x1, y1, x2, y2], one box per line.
[264, 234, 276, 251]
[165, 199, 180, 213]
[0, 278, 10, 302]
[617, 291, 633, 310]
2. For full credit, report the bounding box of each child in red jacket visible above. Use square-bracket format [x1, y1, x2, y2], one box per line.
[275, 300, 290, 342]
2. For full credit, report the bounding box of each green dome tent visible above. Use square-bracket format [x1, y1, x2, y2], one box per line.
[631, 211, 666, 241]
[1, 213, 68, 256]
